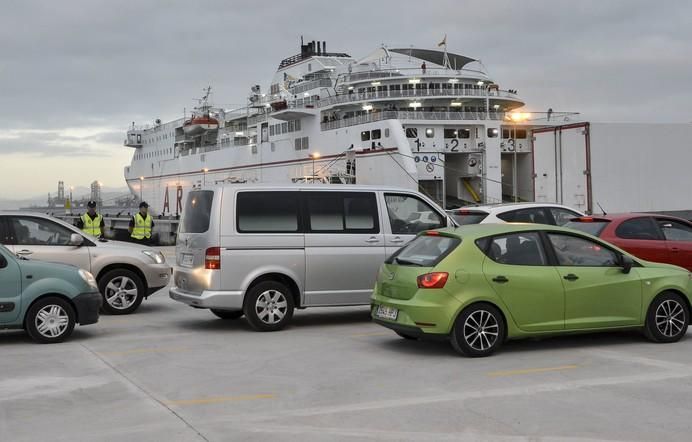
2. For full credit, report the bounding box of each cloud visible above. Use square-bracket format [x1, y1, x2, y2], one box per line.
[0, 127, 123, 156]
[1, 0, 691, 198]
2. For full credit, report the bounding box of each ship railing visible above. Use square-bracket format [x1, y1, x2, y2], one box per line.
[320, 110, 506, 131]
[343, 67, 489, 83]
[290, 78, 333, 95]
[312, 88, 519, 108]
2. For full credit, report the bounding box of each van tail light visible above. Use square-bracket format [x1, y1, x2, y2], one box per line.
[205, 247, 221, 270]
[417, 272, 449, 289]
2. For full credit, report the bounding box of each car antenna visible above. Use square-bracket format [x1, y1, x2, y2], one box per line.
[596, 202, 607, 215]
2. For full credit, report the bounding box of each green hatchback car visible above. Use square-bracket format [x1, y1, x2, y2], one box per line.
[371, 224, 692, 357]
[0, 244, 102, 343]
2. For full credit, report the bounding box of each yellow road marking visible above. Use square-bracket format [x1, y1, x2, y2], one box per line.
[350, 331, 393, 337]
[487, 364, 579, 377]
[98, 347, 188, 356]
[166, 394, 275, 406]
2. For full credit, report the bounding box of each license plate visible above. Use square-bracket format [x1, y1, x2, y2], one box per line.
[375, 305, 398, 321]
[181, 254, 194, 267]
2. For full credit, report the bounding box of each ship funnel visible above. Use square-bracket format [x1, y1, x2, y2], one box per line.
[323, 41, 326, 53]
[317, 41, 322, 54]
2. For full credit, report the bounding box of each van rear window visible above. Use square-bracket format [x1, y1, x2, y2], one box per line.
[237, 191, 300, 233]
[180, 191, 214, 233]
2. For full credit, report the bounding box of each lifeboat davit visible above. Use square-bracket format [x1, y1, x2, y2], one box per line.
[183, 115, 219, 135]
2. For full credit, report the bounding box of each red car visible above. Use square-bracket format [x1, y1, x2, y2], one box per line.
[566, 214, 692, 271]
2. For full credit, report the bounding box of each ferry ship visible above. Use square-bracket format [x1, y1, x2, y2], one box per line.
[123, 39, 578, 215]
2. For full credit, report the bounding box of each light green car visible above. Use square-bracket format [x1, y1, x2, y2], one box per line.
[371, 224, 692, 357]
[0, 244, 102, 343]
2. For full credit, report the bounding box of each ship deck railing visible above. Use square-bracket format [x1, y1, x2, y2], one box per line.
[342, 67, 490, 83]
[314, 88, 520, 108]
[320, 110, 581, 131]
[320, 110, 504, 130]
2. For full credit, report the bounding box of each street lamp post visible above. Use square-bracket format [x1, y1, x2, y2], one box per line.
[69, 186, 74, 214]
[139, 176, 144, 203]
[202, 168, 209, 186]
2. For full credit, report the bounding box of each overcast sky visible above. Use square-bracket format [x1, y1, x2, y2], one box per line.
[1, 0, 690, 199]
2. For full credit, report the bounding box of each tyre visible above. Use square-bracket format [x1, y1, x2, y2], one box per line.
[98, 268, 145, 315]
[25, 297, 76, 344]
[644, 292, 689, 343]
[395, 331, 419, 340]
[243, 281, 294, 331]
[211, 309, 244, 320]
[450, 303, 505, 357]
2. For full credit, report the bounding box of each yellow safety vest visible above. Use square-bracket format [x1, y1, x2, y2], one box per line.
[131, 213, 153, 240]
[81, 213, 103, 236]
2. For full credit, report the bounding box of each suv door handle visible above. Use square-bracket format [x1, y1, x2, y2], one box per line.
[365, 237, 380, 244]
[390, 237, 404, 244]
[563, 273, 579, 281]
[16, 249, 33, 256]
[492, 275, 509, 283]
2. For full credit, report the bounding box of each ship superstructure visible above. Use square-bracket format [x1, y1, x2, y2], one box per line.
[123, 39, 578, 214]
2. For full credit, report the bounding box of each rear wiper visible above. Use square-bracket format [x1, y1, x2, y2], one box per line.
[395, 257, 424, 267]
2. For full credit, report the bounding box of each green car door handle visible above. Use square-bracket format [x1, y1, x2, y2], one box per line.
[563, 274, 579, 281]
[492, 276, 509, 283]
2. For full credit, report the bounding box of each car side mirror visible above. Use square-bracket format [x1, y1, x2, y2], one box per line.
[620, 255, 634, 274]
[69, 233, 84, 247]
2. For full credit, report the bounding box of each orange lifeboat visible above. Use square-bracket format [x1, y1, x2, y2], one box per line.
[183, 115, 219, 135]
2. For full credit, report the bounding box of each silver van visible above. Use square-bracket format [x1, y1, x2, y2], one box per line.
[169, 184, 453, 331]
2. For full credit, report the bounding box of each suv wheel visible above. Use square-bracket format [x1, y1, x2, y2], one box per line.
[211, 309, 244, 320]
[99, 269, 145, 315]
[450, 303, 505, 357]
[25, 297, 76, 343]
[243, 281, 294, 331]
[645, 292, 689, 343]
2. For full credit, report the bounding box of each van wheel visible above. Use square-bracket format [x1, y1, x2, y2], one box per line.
[98, 269, 145, 315]
[211, 309, 244, 320]
[25, 297, 76, 344]
[450, 303, 505, 357]
[243, 281, 294, 331]
[645, 292, 689, 343]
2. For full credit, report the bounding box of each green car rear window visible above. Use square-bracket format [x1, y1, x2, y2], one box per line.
[564, 221, 609, 237]
[386, 235, 460, 267]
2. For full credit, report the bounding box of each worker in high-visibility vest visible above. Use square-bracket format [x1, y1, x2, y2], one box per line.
[76, 200, 105, 237]
[129, 201, 154, 245]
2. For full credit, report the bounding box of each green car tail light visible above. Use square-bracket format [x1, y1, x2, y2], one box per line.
[417, 272, 449, 289]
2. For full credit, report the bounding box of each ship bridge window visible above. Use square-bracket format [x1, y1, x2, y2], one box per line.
[502, 129, 510, 139]
[372, 129, 381, 140]
[361, 131, 371, 141]
[295, 120, 301, 131]
[487, 128, 499, 138]
[390, 84, 401, 92]
[425, 128, 434, 138]
[270, 126, 275, 136]
[516, 129, 527, 138]
[405, 128, 418, 138]
[444, 129, 458, 139]
[282, 122, 288, 133]
[459, 129, 470, 139]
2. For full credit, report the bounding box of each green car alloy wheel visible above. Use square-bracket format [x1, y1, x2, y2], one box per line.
[371, 224, 692, 357]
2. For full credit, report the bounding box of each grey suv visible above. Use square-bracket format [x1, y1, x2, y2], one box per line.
[0, 212, 171, 314]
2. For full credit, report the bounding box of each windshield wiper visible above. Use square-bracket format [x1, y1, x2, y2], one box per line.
[395, 257, 424, 267]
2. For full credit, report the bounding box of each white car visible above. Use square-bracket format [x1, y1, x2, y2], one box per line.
[446, 203, 584, 226]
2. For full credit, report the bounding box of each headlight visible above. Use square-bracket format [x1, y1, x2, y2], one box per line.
[78, 269, 98, 289]
[142, 250, 166, 264]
